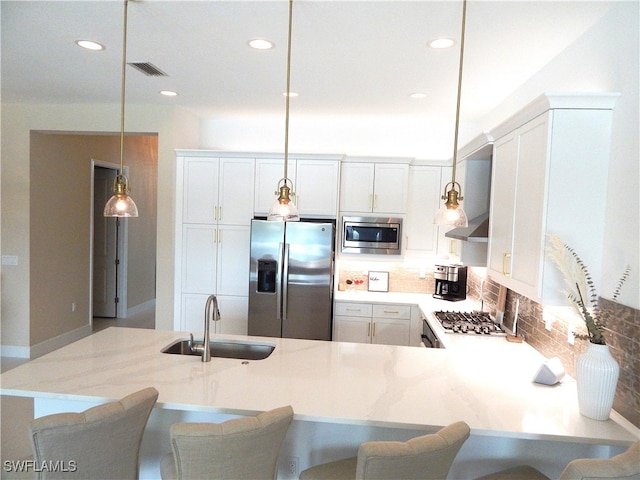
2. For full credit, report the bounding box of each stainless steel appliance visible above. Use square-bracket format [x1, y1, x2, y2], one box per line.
[248, 219, 334, 340]
[421, 318, 442, 348]
[341, 216, 402, 255]
[433, 311, 505, 336]
[433, 265, 467, 301]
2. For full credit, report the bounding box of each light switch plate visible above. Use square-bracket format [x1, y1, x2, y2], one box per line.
[1, 255, 18, 266]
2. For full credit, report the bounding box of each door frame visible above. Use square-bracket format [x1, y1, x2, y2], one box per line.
[91, 158, 129, 319]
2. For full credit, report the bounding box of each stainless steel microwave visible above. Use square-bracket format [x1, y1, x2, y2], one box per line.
[341, 216, 402, 255]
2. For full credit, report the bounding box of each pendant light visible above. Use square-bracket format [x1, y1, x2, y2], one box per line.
[267, 0, 300, 222]
[104, 0, 139, 218]
[434, 0, 468, 228]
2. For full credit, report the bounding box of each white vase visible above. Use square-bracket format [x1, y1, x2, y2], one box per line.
[576, 343, 620, 420]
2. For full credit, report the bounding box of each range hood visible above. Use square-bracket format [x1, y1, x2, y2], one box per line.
[444, 213, 489, 243]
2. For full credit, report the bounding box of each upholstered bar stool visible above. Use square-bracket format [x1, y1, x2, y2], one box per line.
[160, 405, 294, 480]
[28, 386, 159, 479]
[298, 421, 470, 480]
[475, 440, 640, 480]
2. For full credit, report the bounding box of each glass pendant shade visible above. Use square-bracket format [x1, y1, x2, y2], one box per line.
[104, 174, 139, 217]
[267, 181, 300, 222]
[434, 187, 468, 227]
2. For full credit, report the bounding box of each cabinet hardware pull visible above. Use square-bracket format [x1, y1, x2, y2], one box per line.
[368, 194, 373, 210]
[372, 322, 376, 337]
[367, 323, 371, 337]
[450, 240, 455, 255]
[214, 206, 217, 221]
[345, 308, 361, 312]
[373, 194, 378, 209]
[502, 253, 511, 277]
[218, 206, 222, 221]
[383, 310, 399, 314]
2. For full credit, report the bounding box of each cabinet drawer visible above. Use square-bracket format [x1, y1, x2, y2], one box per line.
[372, 304, 411, 320]
[334, 302, 373, 317]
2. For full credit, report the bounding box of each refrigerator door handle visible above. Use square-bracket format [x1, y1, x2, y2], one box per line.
[276, 242, 285, 324]
[282, 242, 290, 325]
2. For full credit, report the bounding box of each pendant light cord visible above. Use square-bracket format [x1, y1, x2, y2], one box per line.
[283, 0, 293, 182]
[450, 0, 467, 187]
[119, 0, 129, 177]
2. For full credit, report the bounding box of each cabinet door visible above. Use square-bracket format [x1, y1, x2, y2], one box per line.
[180, 293, 209, 333]
[254, 158, 297, 215]
[339, 163, 375, 212]
[333, 316, 371, 343]
[487, 133, 518, 279]
[405, 166, 441, 253]
[217, 295, 249, 335]
[295, 160, 340, 216]
[218, 158, 255, 225]
[216, 225, 250, 296]
[373, 164, 409, 213]
[372, 318, 410, 346]
[182, 225, 217, 294]
[183, 158, 219, 224]
[510, 115, 549, 294]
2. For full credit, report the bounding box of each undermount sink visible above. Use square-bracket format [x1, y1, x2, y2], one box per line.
[161, 338, 275, 360]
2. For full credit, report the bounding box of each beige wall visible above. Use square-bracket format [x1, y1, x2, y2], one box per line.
[1, 104, 199, 352]
[28, 133, 157, 345]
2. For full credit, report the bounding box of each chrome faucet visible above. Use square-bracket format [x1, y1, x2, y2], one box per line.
[189, 294, 220, 362]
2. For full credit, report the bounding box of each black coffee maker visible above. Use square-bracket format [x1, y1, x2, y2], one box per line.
[433, 265, 467, 301]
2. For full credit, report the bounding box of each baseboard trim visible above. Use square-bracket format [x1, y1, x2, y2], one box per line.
[30, 324, 93, 359]
[127, 299, 156, 317]
[0, 345, 31, 359]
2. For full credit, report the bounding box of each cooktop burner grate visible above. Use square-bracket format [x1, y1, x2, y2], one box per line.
[433, 311, 506, 336]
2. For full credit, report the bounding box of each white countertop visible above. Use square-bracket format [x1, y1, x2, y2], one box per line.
[1, 327, 637, 446]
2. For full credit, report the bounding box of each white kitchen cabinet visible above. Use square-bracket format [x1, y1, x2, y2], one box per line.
[405, 166, 442, 254]
[333, 301, 410, 346]
[182, 156, 255, 226]
[254, 156, 341, 217]
[181, 293, 248, 335]
[175, 152, 254, 332]
[487, 93, 618, 304]
[340, 162, 409, 214]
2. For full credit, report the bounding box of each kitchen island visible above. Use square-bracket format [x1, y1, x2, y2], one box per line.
[1, 327, 637, 479]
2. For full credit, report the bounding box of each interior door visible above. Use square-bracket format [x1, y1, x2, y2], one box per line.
[93, 167, 118, 317]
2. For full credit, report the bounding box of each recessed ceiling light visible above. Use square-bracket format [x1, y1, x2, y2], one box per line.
[428, 38, 455, 49]
[410, 93, 427, 99]
[75, 40, 105, 51]
[160, 90, 178, 97]
[248, 38, 274, 50]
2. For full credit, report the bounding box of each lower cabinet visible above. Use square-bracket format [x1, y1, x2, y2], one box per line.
[180, 294, 248, 335]
[333, 302, 411, 346]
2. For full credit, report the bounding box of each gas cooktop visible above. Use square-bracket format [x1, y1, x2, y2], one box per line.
[433, 311, 506, 336]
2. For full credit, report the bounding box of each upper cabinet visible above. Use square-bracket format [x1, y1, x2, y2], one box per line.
[340, 161, 410, 214]
[487, 93, 619, 304]
[181, 155, 255, 226]
[404, 165, 442, 254]
[254, 155, 341, 218]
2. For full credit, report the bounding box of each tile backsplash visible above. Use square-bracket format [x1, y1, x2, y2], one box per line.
[336, 261, 640, 429]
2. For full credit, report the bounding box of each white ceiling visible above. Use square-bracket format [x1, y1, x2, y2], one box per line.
[2, 1, 615, 129]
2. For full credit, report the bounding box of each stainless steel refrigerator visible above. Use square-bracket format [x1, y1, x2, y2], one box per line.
[248, 219, 334, 340]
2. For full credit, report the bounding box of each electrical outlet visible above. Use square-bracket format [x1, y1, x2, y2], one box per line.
[71, 302, 77, 312]
[286, 456, 299, 476]
[568, 326, 576, 345]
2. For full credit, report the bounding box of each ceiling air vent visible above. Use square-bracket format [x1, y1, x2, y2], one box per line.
[128, 62, 168, 77]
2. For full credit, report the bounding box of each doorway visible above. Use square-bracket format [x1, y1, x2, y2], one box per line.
[92, 162, 128, 319]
